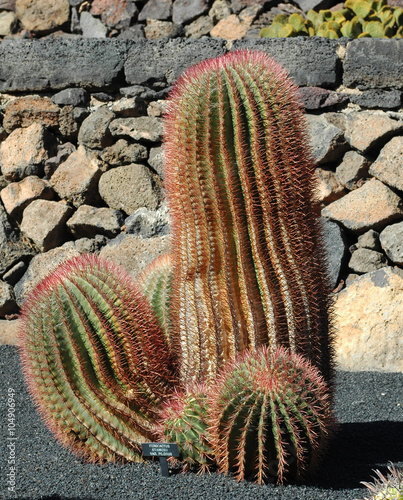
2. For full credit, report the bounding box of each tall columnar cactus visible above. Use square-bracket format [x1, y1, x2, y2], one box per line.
[209, 346, 335, 485]
[164, 50, 334, 385]
[19, 254, 178, 462]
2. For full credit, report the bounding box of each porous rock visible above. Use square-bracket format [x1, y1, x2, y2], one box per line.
[78, 106, 115, 149]
[369, 136, 403, 192]
[210, 13, 251, 40]
[333, 267, 403, 372]
[80, 11, 108, 38]
[0, 176, 54, 221]
[185, 15, 213, 38]
[322, 178, 403, 234]
[172, 0, 209, 25]
[209, 0, 232, 22]
[0, 39, 127, 92]
[344, 111, 403, 154]
[125, 38, 226, 85]
[298, 87, 348, 110]
[16, 0, 70, 33]
[20, 199, 73, 252]
[357, 229, 381, 252]
[349, 89, 402, 109]
[91, 0, 137, 29]
[0, 280, 18, 317]
[124, 202, 170, 238]
[112, 97, 145, 117]
[0, 123, 56, 182]
[0, 319, 20, 346]
[307, 114, 349, 165]
[99, 233, 170, 279]
[313, 168, 346, 205]
[3, 96, 60, 133]
[50, 146, 103, 207]
[0, 11, 18, 37]
[100, 139, 148, 165]
[320, 218, 347, 289]
[98, 164, 160, 215]
[379, 221, 403, 266]
[138, 0, 172, 21]
[335, 151, 370, 191]
[66, 204, 124, 238]
[52, 88, 89, 106]
[62, 234, 108, 254]
[343, 39, 403, 90]
[14, 246, 80, 306]
[109, 117, 163, 142]
[144, 19, 182, 39]
[148, 146, 164, 178]
[348, 248, 388, 274]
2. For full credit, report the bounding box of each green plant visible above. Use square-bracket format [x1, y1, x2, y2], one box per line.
[209, 346, 335, 484]
[360, 463, 403, 500]
[19, 254, 178, 462]
[156, 384, 214, 473]
[260, 0, 403, 39]
[164, 50, 333, 386]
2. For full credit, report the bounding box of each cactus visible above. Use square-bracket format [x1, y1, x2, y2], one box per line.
[208, 346, 336, 485]
[164, 50, 333, 385]
[136, 253, 173, 347]
[260, 0, 403, 39]
[156, 384, 214, 473]
[19, 254, 178, 462]
[360, 463, 403, 500]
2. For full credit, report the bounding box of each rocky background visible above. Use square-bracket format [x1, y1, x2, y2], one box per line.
[0, 35, 402, 373]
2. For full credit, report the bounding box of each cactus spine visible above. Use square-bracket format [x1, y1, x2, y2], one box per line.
[164, 50, 333, 385]
[209, 346, 335, 484]
[19, 254, 178, 462]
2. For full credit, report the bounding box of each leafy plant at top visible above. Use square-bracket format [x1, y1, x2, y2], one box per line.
[260, 0, 403, 39]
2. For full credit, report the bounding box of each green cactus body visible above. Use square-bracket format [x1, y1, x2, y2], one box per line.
[164, 51, 333, 385]
[156, 384, 214, 472]
[137, 253, 173, 346]
[361, 463, 403, 500]
[209, 346, 335, 485]
[19, 254, 178, 462]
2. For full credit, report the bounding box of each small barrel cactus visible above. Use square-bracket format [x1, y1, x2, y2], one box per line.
[156, 384, 214, 473]
[209, 346, 336, 484]
[360, 463, 403, 500]
[19, 254, 178, 462]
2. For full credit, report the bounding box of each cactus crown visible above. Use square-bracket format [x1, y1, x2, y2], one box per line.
[260, 0, 403, 39]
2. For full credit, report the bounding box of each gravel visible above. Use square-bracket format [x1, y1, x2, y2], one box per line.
[0, 345, 402, 500]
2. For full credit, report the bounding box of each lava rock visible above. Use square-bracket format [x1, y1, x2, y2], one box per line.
[307, 114, 349, 165]
[379, 221, 403, 266]
[51, 88, 90, 106]
[369, 136, 403, 192]
[100, 139, 148, 166]
[357, 229, 381, 252]
[138, 0, 172, 21]
[16, 0, 70, 33]
[348, 247, 388, 274]
[321, 217, 347, 289]
[109, 116, 163, 142]
[66, 204, 124, 238]
[335, 151, 370, 191]
[78, 106, 115, 149]
[349, 89, 402, 109]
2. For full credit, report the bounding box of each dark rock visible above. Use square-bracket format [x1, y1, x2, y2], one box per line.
[62, 234, 108, 254]
[120, 84, 146, 97]
[0, 280, 18, 317]
[91, 0, 137, 30]
[349, 90, 402, 109]
[344, 39, 403, 90]
[321, 218, 348, 288]
[357, 229, 381, 252]
[66, 204, 125, 238]
[117, 25, 146, 39]
[92, 92, 115, 102]
[232, 38, 340, 88]
[379, 221, 403, 266]
[72, 107, 90, 122]
[307, 114, 349, 165]
[172, 0, 209, 25]
[138, 0, 172, 21]
[125, 38, 226, 85]
[2, 261, 27, 286]
[78, 107, 115, 149]
[230, 0, 270, 14]
[51, 88, 90, 106]
[348, 248, 388, 274]
[0, 1, 16, 10]
[148, 146, 165, 178]
[100, 139, 148, 165]
[0, 39, 128, 91]
[298, 87, 349, 110]
[45, 142, 76, 178]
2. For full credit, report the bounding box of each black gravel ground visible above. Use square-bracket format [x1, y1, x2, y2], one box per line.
[1, 345, 402, 500]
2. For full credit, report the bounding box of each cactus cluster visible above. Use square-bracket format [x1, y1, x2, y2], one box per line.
[19, 50, 337, 485]
[260, 0, 403, 39]
[360, 463, 403, 500]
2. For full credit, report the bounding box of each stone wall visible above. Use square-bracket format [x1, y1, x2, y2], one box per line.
[0, 37, 402, 372]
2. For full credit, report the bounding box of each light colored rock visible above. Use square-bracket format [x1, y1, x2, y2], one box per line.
[0, 280, 17, 316]
[209, 0, 232, 22]
[335, 151, 370, 191]
[124, 202, 170, 238]
[369, 136, 403, 192]
[147, 100, 167, 117]
[313, 168, 346, 205]
[0, 124, 55, 181]
[78, 106, 115, 149]
[307, 114, 348, 165]
[148, 146, 164, 178]
[357, 229, 381, 251]
[0, 176, 54, 221]
[50, 146, 103, 207]
[0, 319, 20, 346]
[333, 267, 403, 372]
[91, 0, 137, 29]
[66, 204, 124, 238]
[100, 139, 147, 166]
[348, 248, 388, 274]
[110, 117, 163, 142]
[80, 11, 108, 38]
[379, 221, 403, 266]
[344, 111, 403, 153]
[111, 97, 144, 117]
[0, 11, 17, 36]
[14, 246, 80, 306]
[3, 96, 60, 134]
[98, 164, 160, 215]
[138, 0, 172, 21]
[144, 19, 182, 39]
[20, 199, 73, 252]
[322, 179, 403, 234]
[210, 13, 250, 40]
[16, 0, 70, 32]
[185, 15, 213, 38]
[99, 233, 170, 279]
